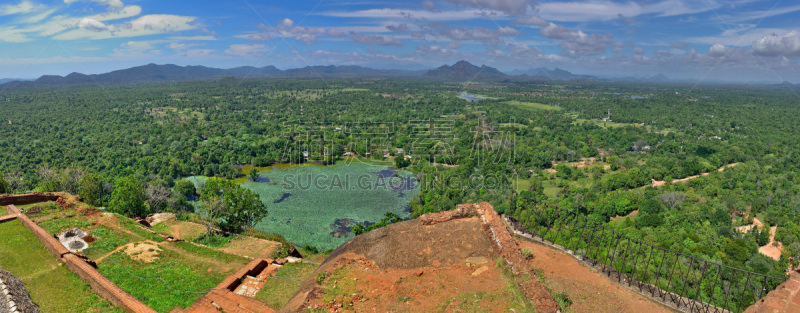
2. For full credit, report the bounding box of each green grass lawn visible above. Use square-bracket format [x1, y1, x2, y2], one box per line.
[254, 262, 319, 310]
[0, 220, 122, 313]
[97, 240, 249, 313]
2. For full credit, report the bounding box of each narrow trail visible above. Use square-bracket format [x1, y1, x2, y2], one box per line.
[650, 163, 738, 187]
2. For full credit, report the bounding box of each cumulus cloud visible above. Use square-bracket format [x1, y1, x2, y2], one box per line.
[540, 22, 612, 57]
[225, 44, 268, 58]
[446, 0, 535, 15]
[708, 43, 730, 57]
[752, 31, 800, 57]
[280, 18, 294, 27]
[351, 33, 402, 46]
[78, 18, 107, 32]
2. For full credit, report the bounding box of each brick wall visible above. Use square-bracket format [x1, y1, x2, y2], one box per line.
[16, 214, 70, 260]
[8, 199, 158, 313]
[0, 193, 60, 207]
[0, 215, 16, 223]
[744, 271, 800, 313]
[215, 258, 270, 291]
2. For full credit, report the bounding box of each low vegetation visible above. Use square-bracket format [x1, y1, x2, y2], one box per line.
[0, 220, 122, 313]
[254, 262, 318, 310]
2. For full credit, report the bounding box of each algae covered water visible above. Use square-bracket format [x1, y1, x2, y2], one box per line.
[189, 161, 419, 250]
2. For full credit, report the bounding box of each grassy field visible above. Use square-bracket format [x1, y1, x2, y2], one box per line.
[97, 240, 249, 313]
[573, 118, 644, 129]
[0, 220, 122, 313]
[254, 262, 318, 310]
[24, 201, 250, 313]
[506, 100, 561, 111]
[189, 161, 419, 251]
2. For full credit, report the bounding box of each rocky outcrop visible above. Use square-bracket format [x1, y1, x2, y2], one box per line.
[745, 271, 800, 313]
[0, 269, 39, 313]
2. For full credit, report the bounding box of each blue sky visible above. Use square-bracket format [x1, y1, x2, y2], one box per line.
[1, 0, 799, 82]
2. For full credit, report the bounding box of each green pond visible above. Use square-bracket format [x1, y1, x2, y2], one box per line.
[188, 161, 419, 250]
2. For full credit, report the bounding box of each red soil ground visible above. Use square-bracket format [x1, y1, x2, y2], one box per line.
[519, 240, 675, 313]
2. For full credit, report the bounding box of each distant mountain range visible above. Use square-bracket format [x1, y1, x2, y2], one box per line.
[509, 67, 597, 80]
[2, 60, 791, 88]
[0, 63, 423, 89]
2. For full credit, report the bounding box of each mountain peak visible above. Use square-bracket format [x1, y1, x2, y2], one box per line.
[425, 61, 506, 79]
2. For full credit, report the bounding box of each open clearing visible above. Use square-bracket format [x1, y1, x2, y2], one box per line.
[506, 100, 562, 111]
[0, 219, 122, 313]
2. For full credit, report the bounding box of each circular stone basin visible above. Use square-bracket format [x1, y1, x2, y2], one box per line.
[68, 241, 86, 250]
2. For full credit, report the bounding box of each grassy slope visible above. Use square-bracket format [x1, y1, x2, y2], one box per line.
[0, 219, 122, 313]
[254, 262, 319, 310]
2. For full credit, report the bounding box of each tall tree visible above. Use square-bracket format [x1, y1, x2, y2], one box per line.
[200, 178, 268, 233]
[109, 176, 148, 218]
[0, 172, 8, 194]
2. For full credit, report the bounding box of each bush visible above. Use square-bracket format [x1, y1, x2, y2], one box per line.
[521, 247, 533, 259]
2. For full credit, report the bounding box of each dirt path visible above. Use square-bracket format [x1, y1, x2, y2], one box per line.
[759, 221, 782, 261]
[736, 218, 782, 261]
[651, 163, 737, 187]
[519, 240, 675, 313]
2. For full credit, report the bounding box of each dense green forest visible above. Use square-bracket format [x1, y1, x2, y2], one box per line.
[1, 78, 799, 280]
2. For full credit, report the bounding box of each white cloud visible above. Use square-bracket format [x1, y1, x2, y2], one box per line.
[687, 27, 795, 47]
[169, 35, 217, 41]
[184, 49, 216, 57]
[514, 16, 549, 27]
[752, 31, 800, 57]
[319, 8, 505, 21]
[280, 18, 294, 27]
[79, 18, 108, 32]
[64, 0, 124, 9]
[19, 8, 56, 23]
[111, 40, 164, 57]
[351, 33, 403, 46]
[225, 44, 268, 58]
[31, 5, 142, 37]
[0, 0, 42, 16]
[0, 26, 30, 43]
[54, 14, 198, 40]
[446, 0, 535, 15]
[539, 22, 612, 57]
[721, 4, 800, 23]
[538, 0, 717, 22]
